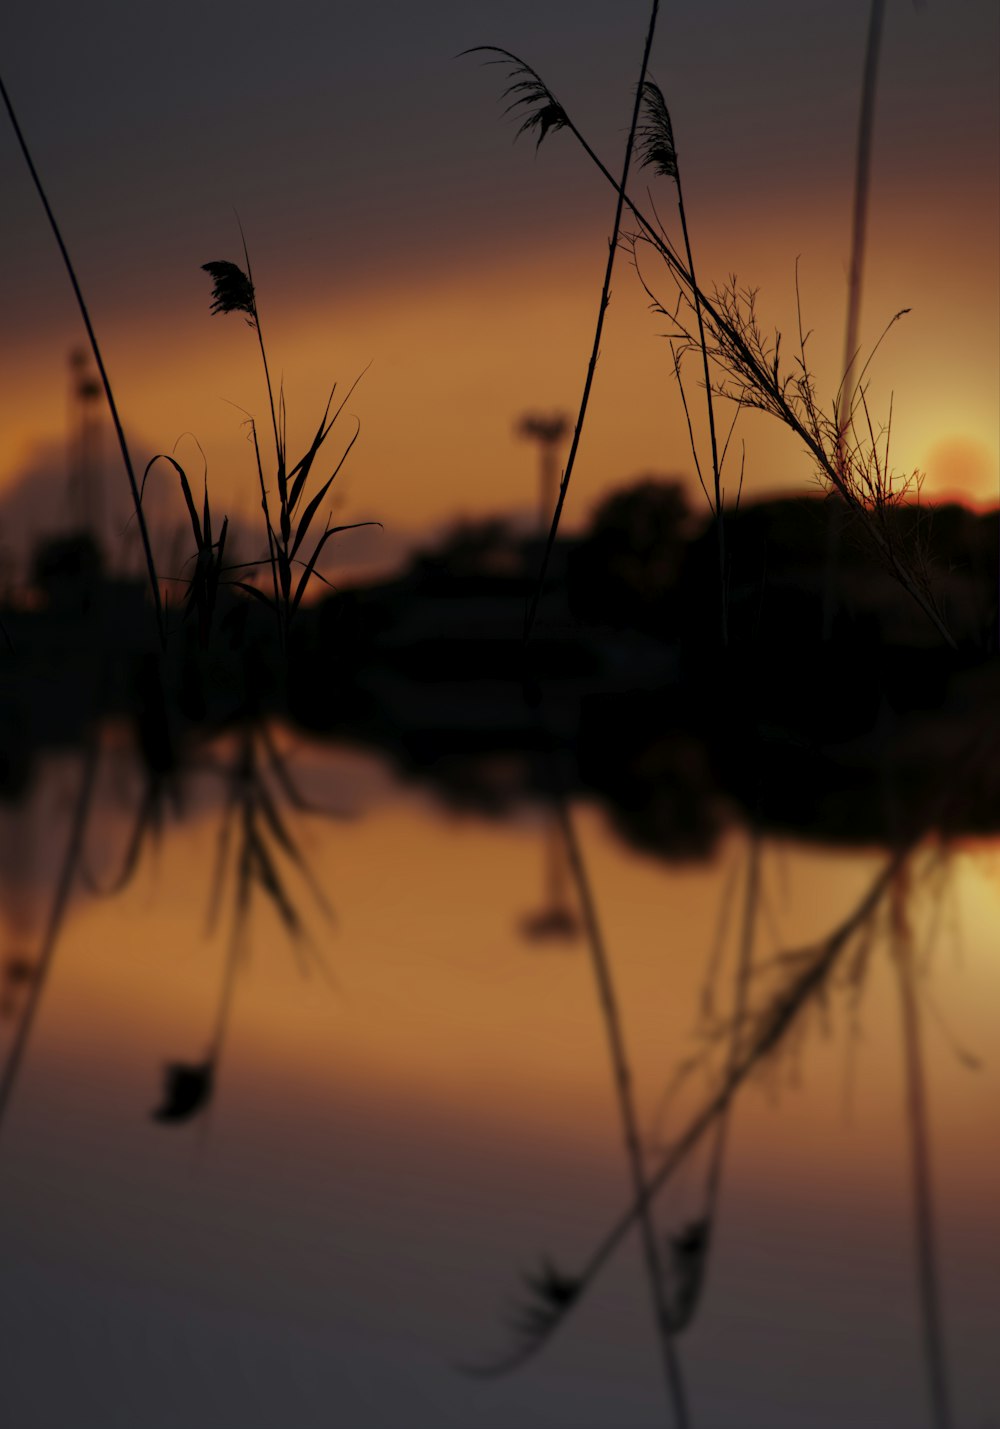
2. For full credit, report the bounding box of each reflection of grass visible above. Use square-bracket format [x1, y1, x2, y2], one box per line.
[153, 722, 335, 1126]
[481, 824, 973, 1421]
[0, 731, 101, 1140]
[468, 4, 974, 1425]
[0, 90, 364, 1144]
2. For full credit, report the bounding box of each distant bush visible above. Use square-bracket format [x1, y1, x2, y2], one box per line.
[570, 477, 691, 632]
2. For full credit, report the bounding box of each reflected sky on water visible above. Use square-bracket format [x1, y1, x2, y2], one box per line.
[0, 735, 998, 1428]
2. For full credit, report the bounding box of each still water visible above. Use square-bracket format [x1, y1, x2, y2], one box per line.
[0, 733, 997, 1428]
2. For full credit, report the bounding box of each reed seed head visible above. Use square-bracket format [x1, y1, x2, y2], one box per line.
[637, 80, 678, 179]
[499, 68, 567, 148]
[202, 260, 256, 320]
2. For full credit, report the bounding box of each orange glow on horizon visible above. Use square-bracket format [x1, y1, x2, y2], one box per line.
[2, 179, 996, 549]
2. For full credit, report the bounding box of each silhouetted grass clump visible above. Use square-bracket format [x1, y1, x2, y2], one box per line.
[199, 251, 376, 650]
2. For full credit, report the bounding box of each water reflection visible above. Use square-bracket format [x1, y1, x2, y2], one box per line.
[0, 724, 997, 1427]
[2, 487, 999, 1422]
[518, 812, 582, 945]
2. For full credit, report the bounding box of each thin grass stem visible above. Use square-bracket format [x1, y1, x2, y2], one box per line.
[520, 0, 662, 644]
[556, 802, 689, 1428]
[672, 166, 726, 644]
[0, 71, 165, 646]
[891, 867, 954, 1429]
[838, 0, 886, 450]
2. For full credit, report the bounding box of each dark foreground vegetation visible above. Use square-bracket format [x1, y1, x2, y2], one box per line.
[4, 484, 998, 859]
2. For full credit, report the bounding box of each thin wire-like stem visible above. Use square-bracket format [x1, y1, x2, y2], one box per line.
[254, 312, 282, 472]
[241, 235, 282, 480]
[482, 681, 1000, 1375]
[673, 168, 726, 645]
[891, 867, 953, 1429]
[483, 838, 912, 1376]
[556, 802, 689, 1428]
[542, 111, 957, 648]
[474, 47, 954, 646]
[698, 830, 759, 1280]
[838, 0, 886, 450]
[522, 0, 661, 645]
[0, 71, 165, 647]
[826, 0, 886, 639]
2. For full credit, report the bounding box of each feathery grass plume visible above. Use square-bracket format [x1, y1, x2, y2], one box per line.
[503, 70, 568, 148]
[476, 59, 954, 646]
[635, 79, 677, 179]
[630, 251, 955, 643]
[201, 250, 375, 648]
[636, 77, 727, 643]
[462, 50, 569, 150]
[464, 1254, 580, 1376]
[469, 17, 693, 1423]
[512, 1258, 580, 1339]
[202, 260, 257, 322]
[468, 8, 669, 655]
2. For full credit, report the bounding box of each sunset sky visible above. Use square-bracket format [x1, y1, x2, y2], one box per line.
[2, 0, 997, 566]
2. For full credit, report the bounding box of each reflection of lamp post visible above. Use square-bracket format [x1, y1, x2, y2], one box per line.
[0, 953, 34, 1022]
[67, 347, 104, 550]
[515, 412, 570, 536]
[518, 811, 581, 946]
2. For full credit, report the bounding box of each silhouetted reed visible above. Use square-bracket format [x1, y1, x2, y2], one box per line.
[635, 78, 728, 645]
[0, 221, 352, 1142]
[200, 253, 376, 651]
[143, 454, 229, 650]
[467, 0, 663, 648]
[464, 10, 983, 1425]
[0, 72, 164, 645]
[470, 47, 955, 649]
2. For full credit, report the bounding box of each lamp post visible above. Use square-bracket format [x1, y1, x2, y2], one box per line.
[515, 412, 570, 536]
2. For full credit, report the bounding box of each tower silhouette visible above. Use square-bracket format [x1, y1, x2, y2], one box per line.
[67, 347, 104, 553]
